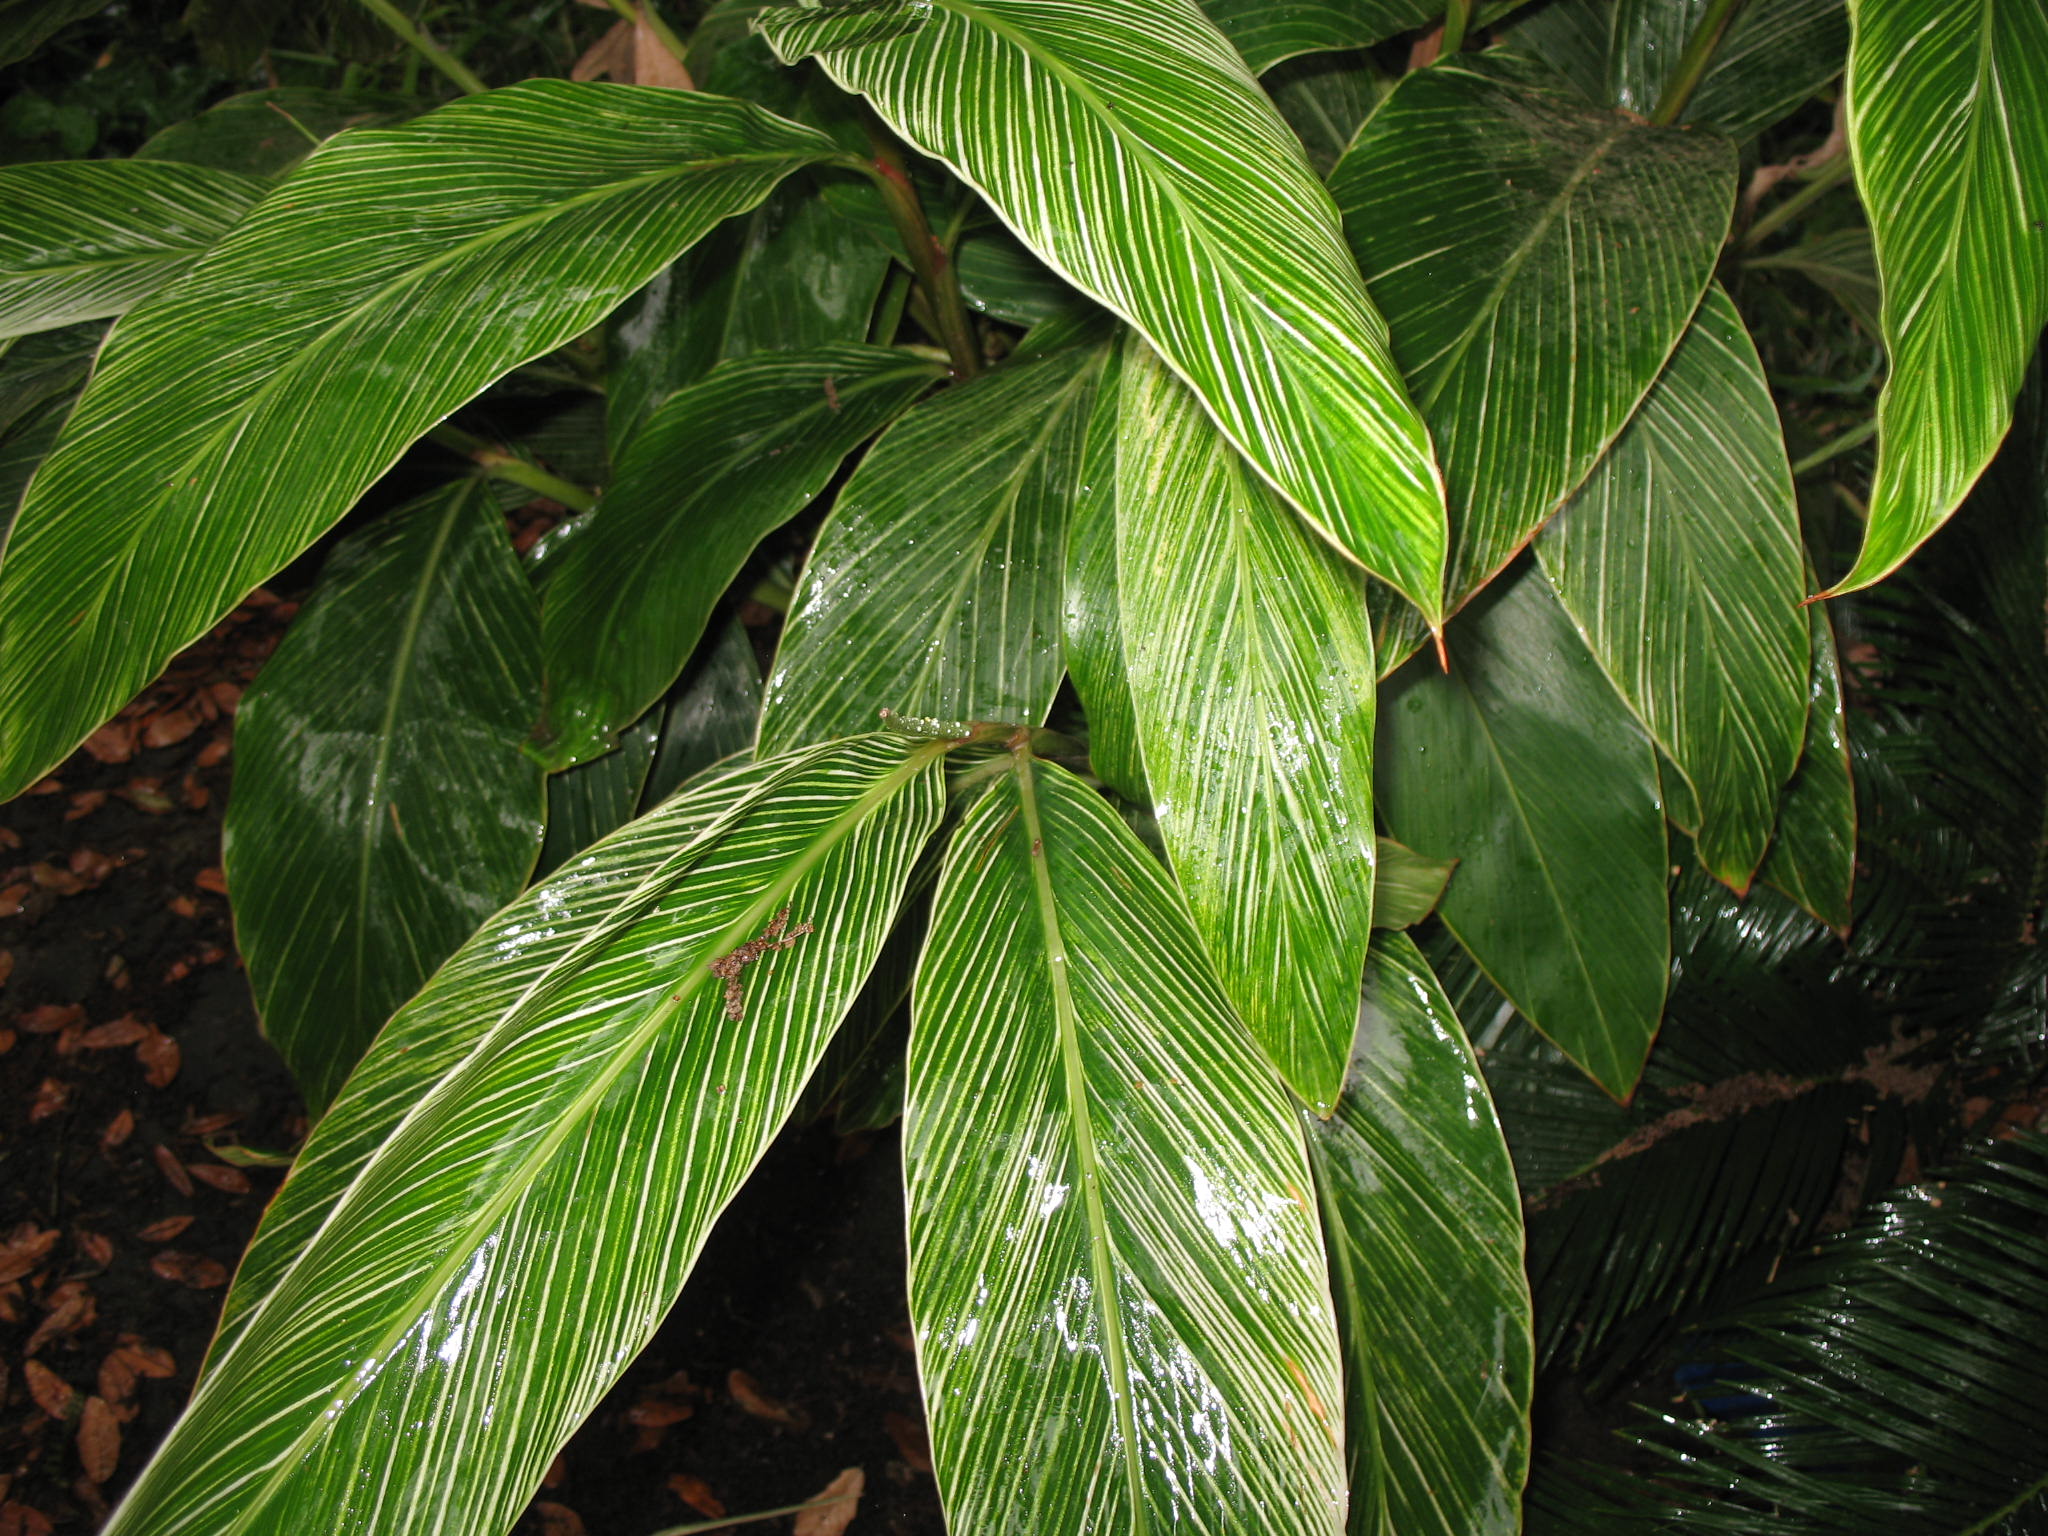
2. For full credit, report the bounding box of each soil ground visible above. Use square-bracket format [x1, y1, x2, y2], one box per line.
[1, 598, 946, 1536]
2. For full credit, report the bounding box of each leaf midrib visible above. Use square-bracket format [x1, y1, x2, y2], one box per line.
[198, 744, 937, 1534]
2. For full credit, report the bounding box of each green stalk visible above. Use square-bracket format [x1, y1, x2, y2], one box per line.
[861, 118, 981, 378]
[1789, 415, 1878, 478]
[1741, 154, 1854, 249]
[1438, 0, 1474, 59]
[1649, 0, 1745, 127]
[428, 426, 599, 512]
[353, 0, 489, 94]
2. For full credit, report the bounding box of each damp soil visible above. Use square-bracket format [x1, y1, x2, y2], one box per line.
[0, 598, 947, 1536]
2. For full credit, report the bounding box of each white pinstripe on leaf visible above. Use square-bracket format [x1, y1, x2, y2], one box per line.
[1115, 337, 1376, 1115]
[111, 734, 945, 1536]
[909, 752, 1346, 1535]
[757, 0, 1448, 621]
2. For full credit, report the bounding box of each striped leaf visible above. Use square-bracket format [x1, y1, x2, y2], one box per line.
[133, 87, 423, 179]
[1828, 0, 2048, 594]
[1377, 561, 1668, 1099]
[1200, 0, 1437, 73]
[1116, 338, 1377, 1115]
[224, 479, 546, 1113]
[123, 733, 945, 1535]
[1331, 53, 1733, 648]
[535, 708, 662, 882]
[1760, 596, 1856, 934]
[0, 160, 263, 338]
[908, 751, 1345, 1535]
[538, 343, 944, 768]
[1308, 933, 1532, 1536]
[757, 0, 1449, 621]
[1509, 0, 1849, 142]
[759, 328, 1108, 753]
[0, 81, 841, 801]
[1536, 286, 1809, 893]
[1372, 838, 1453, 930]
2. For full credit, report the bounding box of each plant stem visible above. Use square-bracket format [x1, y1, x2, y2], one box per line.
[1741, 153, 1854, 249]
[428, 426, 598, 512]
[354, 0, 489, 94]
[1649, 0, 1745, 127]
[861, 118, 981, 378]
[642, 1490, 859, 1536]
[1789, 414, 1878, 478]
[1438, 0, 1474, 58]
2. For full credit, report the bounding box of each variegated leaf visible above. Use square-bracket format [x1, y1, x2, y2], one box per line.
[757, 0, 1448, 621]
[908, 750, 1345, 1534]
[759, 326, 1108, 752]
[1536, 286, 1809, 892]
[1116, 337, 1376, 1115]
[1309, 933, 1532, 1536]
[0, 81, 841, 800]
[1827, 0, 2048, 593]
[117, 734, 945, 1535]
[0, 160, 263, 338]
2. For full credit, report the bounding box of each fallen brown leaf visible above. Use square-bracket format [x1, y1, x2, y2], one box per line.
[541, 1453, 568, 1490]
[19, 1005, 83, 1035]
[181, 774, 209, 812]
[81, 721, 137, 764]
[26, 777, 61, 795]
[138, 1215, 195, 1243]
[101, 1108, 136, 1152]
[665, 1473, 724, 1519]
[97, 1351, 135, 1408]
[149, 1251, 228, 1289]
[137, 1029, 180, 1088]
[75, 1230, 113, 1268]
[69, 1477, 109, 1524]
[626, 1398, 693, 1429]
[142, 708, 201, 748]
[194, 866, 229, 895]
[0, 885, 27, 919]
[793, 1468, 865, 1536]
[531, 1502, 587, 1536]
[0, 949, 11, 985]
[104, 954, 129, 990]
[727, 1368, 808, 1429]
[25, 1360, 79, 1420]
[0, 1499, 56, 1536]
[195, 735, 232, 769]
[63, 791, 107, 822]
[152, 1144, 194, 1196]
[112, 1340, 175, 1379]
[188, 1162, 251, 1195]
[28, 863, 84, 895]
[25, 1280, 96, 1356]
[0, 1029, 13, 1056]
[0, 1226, 59, 1285]
[52, 1019, 86, 1056]
[165, 894, 200, 918]
[67, 848, 113, 885]
[119, 777, 175, 814]
[76, 1397, 119, 1484]
[0, 1286, 19, 1323]
[29, 1078, 72, 1122]
[0, 825, 20, 849]
[183, 1109, 238, 1136]
[79, 1017, 149, 1050]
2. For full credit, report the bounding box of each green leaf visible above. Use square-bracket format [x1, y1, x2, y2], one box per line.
[1059, 332, 1148, 801]
[0, 322, 96, 534]
[133, 88, 423, 178]
[534, 710, 662, 882]
[1372, 837, 1453, 929]
[1265, 50, 1395, 178]
[954, 225, 1090, 327]
[538, 343, 942, 768]
[1510, 0, 1849, 143]
[1200, 0, 1436, 73]
[222, 479, 545, 1114]
[640, 617, 765, 811]
[0, 81, 840, 801]
[1760, 595, 1856, 933]
[760, 332, 1107, 753]
[1376, 562, 1668, 1098]
[1308, 933, 1532, 1536]
[907, 751, 1345, 1535]
[0, 0, 106, 69]
[1116, 338, 1377, 1114]
[0, 160, 264, 339]
[1331, 53, 1733, 642]
[1744, 225, 1883, 339]
[130, 733, 945, 1536]
[1827, 0, 2048, 594]
[1535, 285, 1809, 892]
[757, 0, 1449, 621]
[603, 173, 895, 458]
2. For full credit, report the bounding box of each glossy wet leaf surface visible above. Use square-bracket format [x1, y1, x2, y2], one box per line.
[1759, 597, 1855, 932]
[907, 752, 1345, 1536]
[1308, 933, 1531, 1536]
[1116, 338, 1377, 1114]
[760, 0, 1448, 621]
[1377, 563, 1668, 1098]
[0, 81, 838, 800]
[1536, 285, 1809, 892]
[1331, 53, 1733, 648]
[223, 478, 545, 1113]
[132, 734, 944, 1536]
